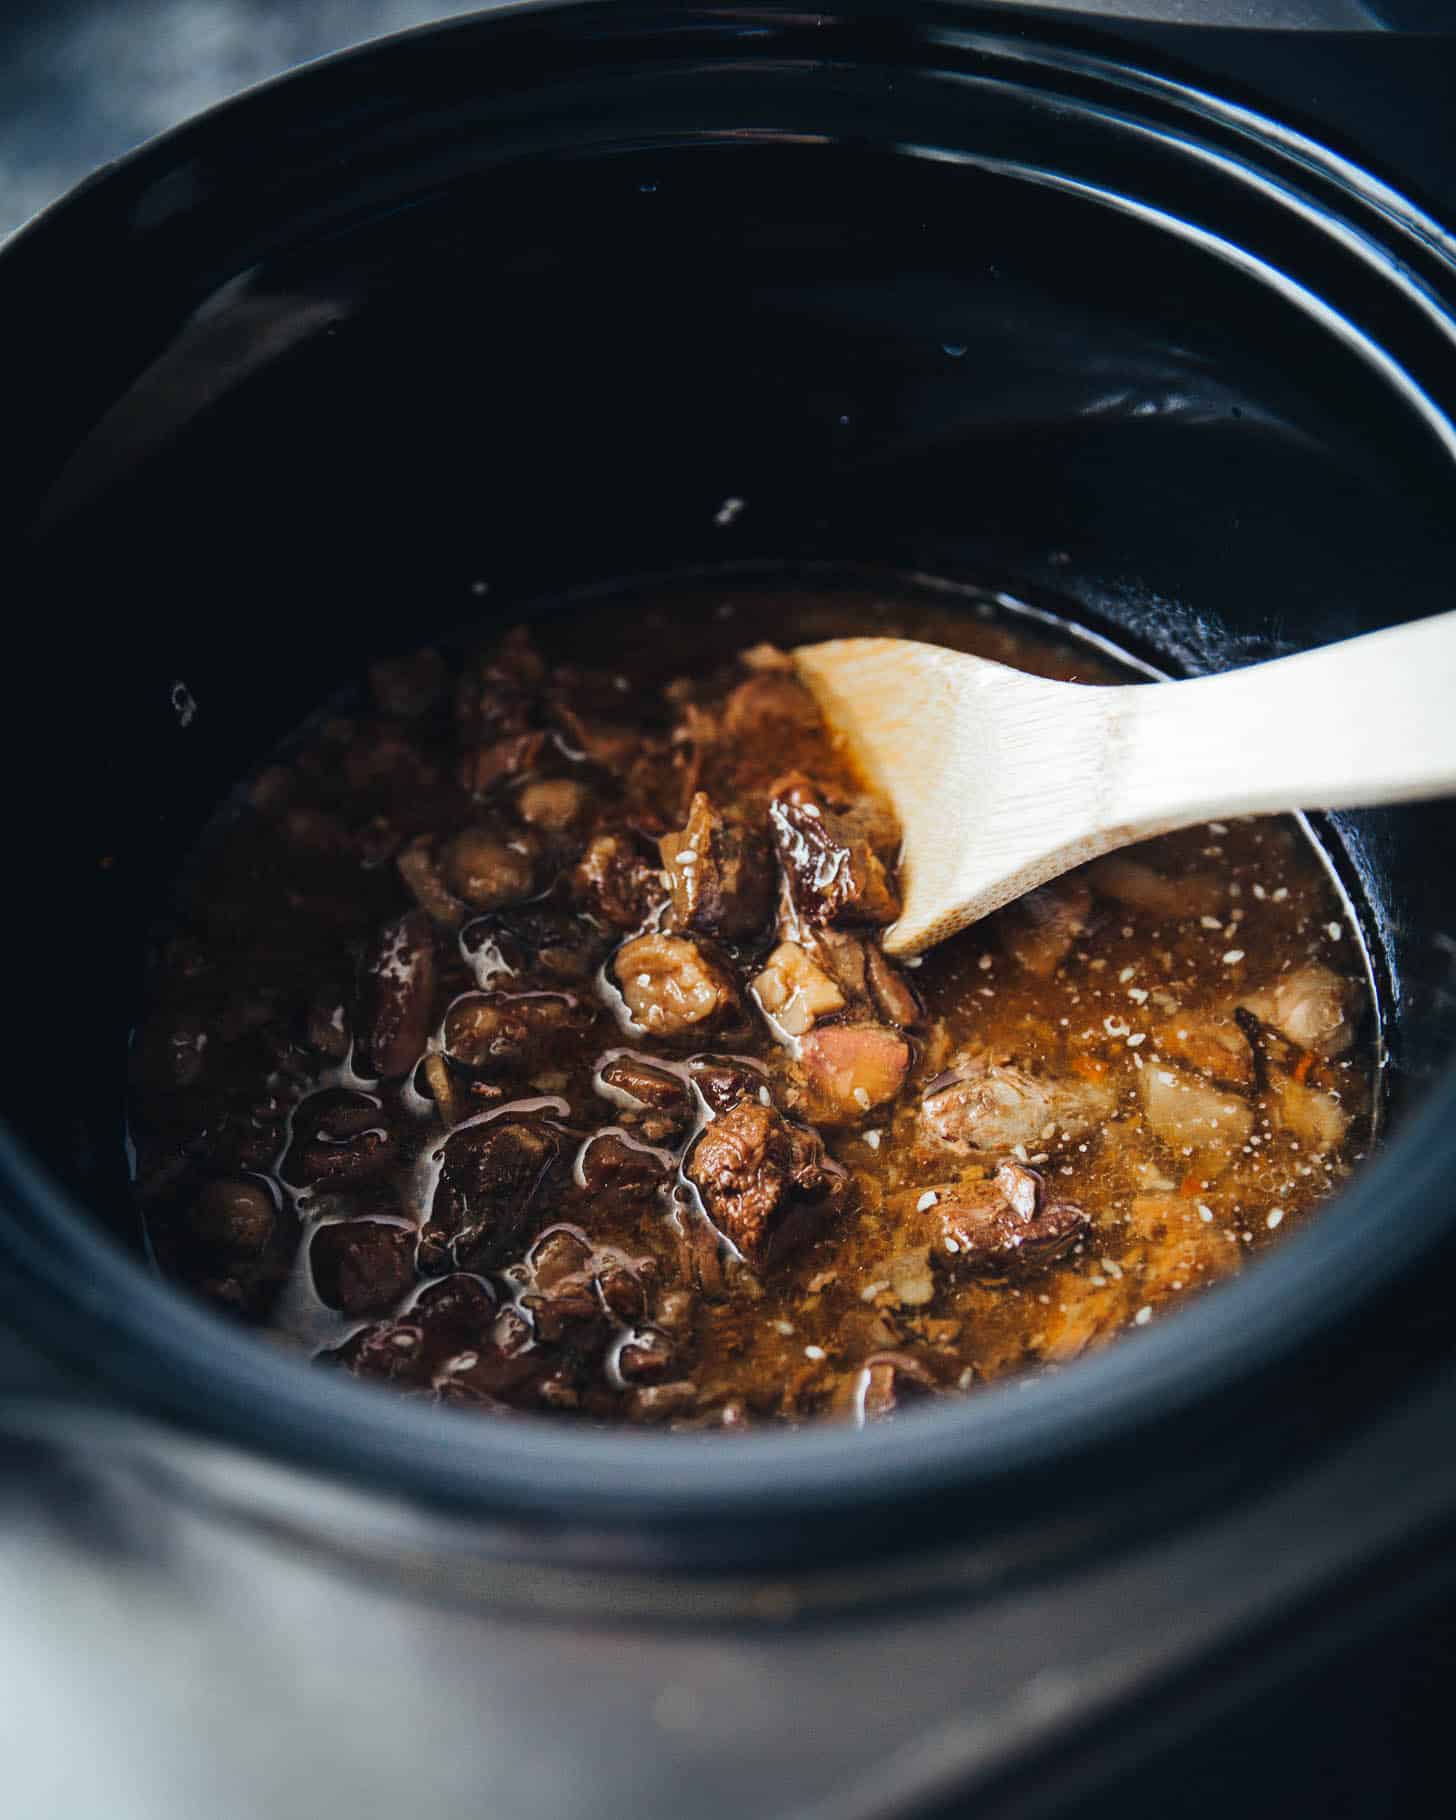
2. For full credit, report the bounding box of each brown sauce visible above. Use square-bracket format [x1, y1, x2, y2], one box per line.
[127, 579, 1377, 1427]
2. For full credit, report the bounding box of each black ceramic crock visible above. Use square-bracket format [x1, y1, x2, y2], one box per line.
[2, 0, 1456, 1612]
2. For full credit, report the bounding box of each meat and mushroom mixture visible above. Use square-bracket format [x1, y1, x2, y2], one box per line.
[128, 582, 1377, 1428]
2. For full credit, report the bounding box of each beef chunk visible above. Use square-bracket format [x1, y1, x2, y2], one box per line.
[428, 1115, 560, 1270]
[188, 1176, 277, 1256]
[311, 1220, 416, 1316]
[596, 1053, 693, 1142]
[369, 646, 447, 718]
[625, 1380, 699, 1423]
[1086, 854, 1224, 920]
[442, 988, 589, 1070]
[752, 941, 845, 1037]
[1154, 1009, 1256, 1091]
[688, 1054, 766, 1115]
[999, 878, 1093, 977]
[843, 1352, 941, 1422]
[685, 1100, 847, 1270]
[464, 906, 607, 983]
[440, 824, 539, 911]
[659, 792, 775, 939]
[920, 1056, 1114, 1156]
[616, 1329, 677, 1384]
[768, 775, 900, 927]
[453, 626, 544, 742]
[396, 835, 465, 929]
[721, 671, 821, 741]
[282, 1089, 396, 1186]
[515, 776, 594, 833]
[936, 1162, 1089, 1274]
[572, 831, 667, 930]
[1238, 962, 1357, 1058]
[457, 730, 550, 799]
[1138, 1063, 1254, 1165]
[613, 933, 736, 1038]
[356, 909, 435, 1079]
[1268, 1071, 1350, 1151]
[799, 1024, 911, 1125]
[577, 1131, 671, 1207]
[865, 945, 922, 1027]
[304, 993, 351, 1062]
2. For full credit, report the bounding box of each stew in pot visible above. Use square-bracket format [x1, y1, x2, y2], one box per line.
[127, 580, 1376, 1427]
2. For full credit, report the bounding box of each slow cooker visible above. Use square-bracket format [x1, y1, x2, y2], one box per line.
[3, 4, 1456, 1814]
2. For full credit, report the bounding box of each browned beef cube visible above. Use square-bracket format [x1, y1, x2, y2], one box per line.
[311, 1220, 416, 1316]
[688, 1054, 766, 1115]
[442, 988, 589, 1070]
[597, 1054, 692, 1133]
[188, 1177, 277, 1257]
[355, 909, 436, 1079]
[798, 1025, 910, 1126]
[613, 934, 737, 1038]
[440, 824, 540, 911]
[429, 1115, 560, 1270]
[767, 776, 900, 927]
[282, 1089, 397, 1186]
[838, 1351, 942, 1422]
[659, 792, 775, 938]
[577, 1131, 671, 1206]
[685, 1100, 847, 1271]
[936, 1163, 1090, 1274]
[572, 831, 667, 930]
[457, 730, 549, 799]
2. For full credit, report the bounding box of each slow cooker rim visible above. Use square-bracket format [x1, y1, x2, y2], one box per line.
[3, 0, 1456, 1554]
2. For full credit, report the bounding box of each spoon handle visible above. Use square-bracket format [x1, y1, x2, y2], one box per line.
[1109, 610, 1456, 833]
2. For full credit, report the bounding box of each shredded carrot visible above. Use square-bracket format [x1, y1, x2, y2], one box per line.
[1071, 1054, 1109, 1080]
[1179, 1172, 1203, 1199]
[1293, 1052, 1315, 1085]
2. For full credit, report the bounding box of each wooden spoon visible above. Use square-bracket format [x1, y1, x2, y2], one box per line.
[793, 612, 1456, 957]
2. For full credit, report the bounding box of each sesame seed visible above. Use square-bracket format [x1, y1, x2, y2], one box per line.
[978, 953, 993, 971]
[773, 1321, 795, 1336]
[1326, 921, 1342, 940]
[1128, 987, 1148, 1004]
[1134, 1305, 1152, 1326]
[1208, 822, 1228, 835]
[1273, 886, 1289, 902]
[1222, 950, 1245, 965]
[864, 1129, 882, 1150]
[1252, 883, 1267, 900]
[861, 1280, 890, 1300]
[1198, 1203, 1214, 1223]
[804, 1345, 826, 1361]
[852, 1087, 872, 1109]
[1267, 1208, 1285, 1229]
[1200, 915, 1222, 930]
[916, 1191, 939, 1212]
[1126, 1033, 1146, 1048]
[1119, 966, 1135, 983]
